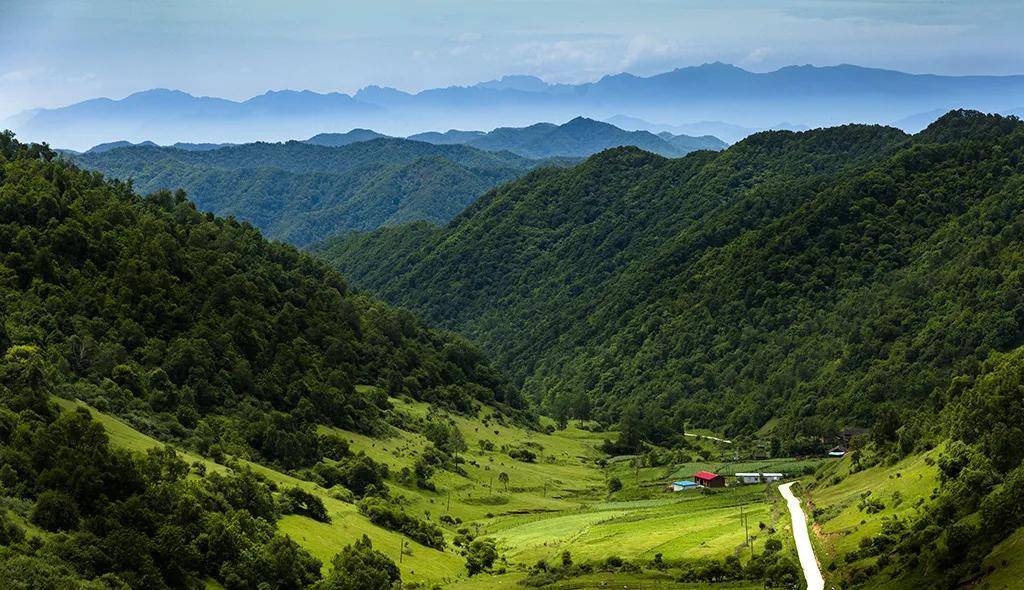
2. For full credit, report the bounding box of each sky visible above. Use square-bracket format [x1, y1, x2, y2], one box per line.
[1, 0, 1022, 119]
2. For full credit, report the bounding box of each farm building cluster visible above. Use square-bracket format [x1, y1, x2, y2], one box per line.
[671, 471, 785, 491]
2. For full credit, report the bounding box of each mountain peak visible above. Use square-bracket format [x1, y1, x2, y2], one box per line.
[475, 75, 551, 92]
[917, 109, 1024, 143]
[563, 116, 603, 127]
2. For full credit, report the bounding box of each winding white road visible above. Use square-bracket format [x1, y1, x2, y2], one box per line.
[684, 432, 732, 444]
[779, 482, 824, 590]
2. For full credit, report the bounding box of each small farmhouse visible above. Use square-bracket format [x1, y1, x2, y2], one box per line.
[693, 471, 725, 488]
[734, 472, 786, 484]
[671, 480, 699, 492]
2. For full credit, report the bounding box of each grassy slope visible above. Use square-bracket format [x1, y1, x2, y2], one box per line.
[800, 446, 1024, 588]
[978, 528, 1024, 589]
[54, 393, 808, 587]
[802, 450, 939, 588]
[52, 397, 463, 584]
[809, 450, 940, 558]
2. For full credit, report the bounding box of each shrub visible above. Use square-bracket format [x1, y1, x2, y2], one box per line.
[507, 447, 536, 463]
[280, 487, 330, 523]
[357, 497, 445, 549]
[607, 477, 623, 493]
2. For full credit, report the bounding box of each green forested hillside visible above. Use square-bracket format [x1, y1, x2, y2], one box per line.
[0, 131, 529, 587]
[73, 138, 552, 246]
[321, 111, 1024, 452]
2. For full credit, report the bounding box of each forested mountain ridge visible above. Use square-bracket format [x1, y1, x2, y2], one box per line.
[320, 111, 1024, 452]
[72, 138, 554, 246]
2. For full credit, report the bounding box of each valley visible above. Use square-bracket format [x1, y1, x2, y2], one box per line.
[49, 391, 816, 588]
[6, 2, 1024, 587]
[5, 110, 1024, 589]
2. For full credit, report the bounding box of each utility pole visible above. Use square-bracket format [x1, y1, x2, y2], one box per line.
[399, 539, 406, 563]
[446, 489, 451, 513]
[741, 505, 752, 560]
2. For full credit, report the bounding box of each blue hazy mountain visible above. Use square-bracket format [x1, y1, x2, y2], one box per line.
[171, 141, 236, 151]
[407, 130, 487, 144]
[10, 63, 1024, 150]
[74, 119, 719, 160]
[604, 115, 810, 144]
[306, 128, 389, 146]
[409, 117, 725, 158]
[85, 139, 158, 153]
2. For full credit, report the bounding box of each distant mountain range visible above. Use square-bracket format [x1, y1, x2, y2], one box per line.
[71, 118, 725, 160]
[406, 117, 725, 157]
[72, 138, 558, 246]
[604, 115, 810, 145]
[9, 63, 1024, 150]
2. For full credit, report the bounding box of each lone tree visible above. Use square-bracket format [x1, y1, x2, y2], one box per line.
[498, 471, 509, 492]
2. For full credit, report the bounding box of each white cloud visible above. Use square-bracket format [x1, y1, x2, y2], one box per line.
[739, 47, 772, 67]
[623, 34, 686, 68]
[450, 32, 483, 43]
[0, 67, 46, 83]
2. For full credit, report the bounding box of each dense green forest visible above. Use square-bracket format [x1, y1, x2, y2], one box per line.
[73, 138, 557, 247]
[411, 117, 727, 158]
[0, 131, 527, 587]
[321, 110, 1024, 453]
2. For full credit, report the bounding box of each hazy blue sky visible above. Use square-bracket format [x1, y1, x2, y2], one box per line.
[2, 0, 1022, 119]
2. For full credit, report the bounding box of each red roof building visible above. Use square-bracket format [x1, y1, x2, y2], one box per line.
[693, 471, 726, 488]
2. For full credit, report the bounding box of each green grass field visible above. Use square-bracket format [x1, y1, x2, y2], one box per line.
[53, 393, 805, 588]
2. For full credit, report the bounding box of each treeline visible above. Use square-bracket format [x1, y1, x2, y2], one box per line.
[321, 111, 1024, 458]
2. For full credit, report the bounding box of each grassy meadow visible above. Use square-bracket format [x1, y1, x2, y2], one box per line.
[50, 392, 814, 588]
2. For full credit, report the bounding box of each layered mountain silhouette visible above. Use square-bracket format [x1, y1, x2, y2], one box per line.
[80, 118, 723, 160]
[409, 117, 725, 157]
[10, 63, 1024, 149]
